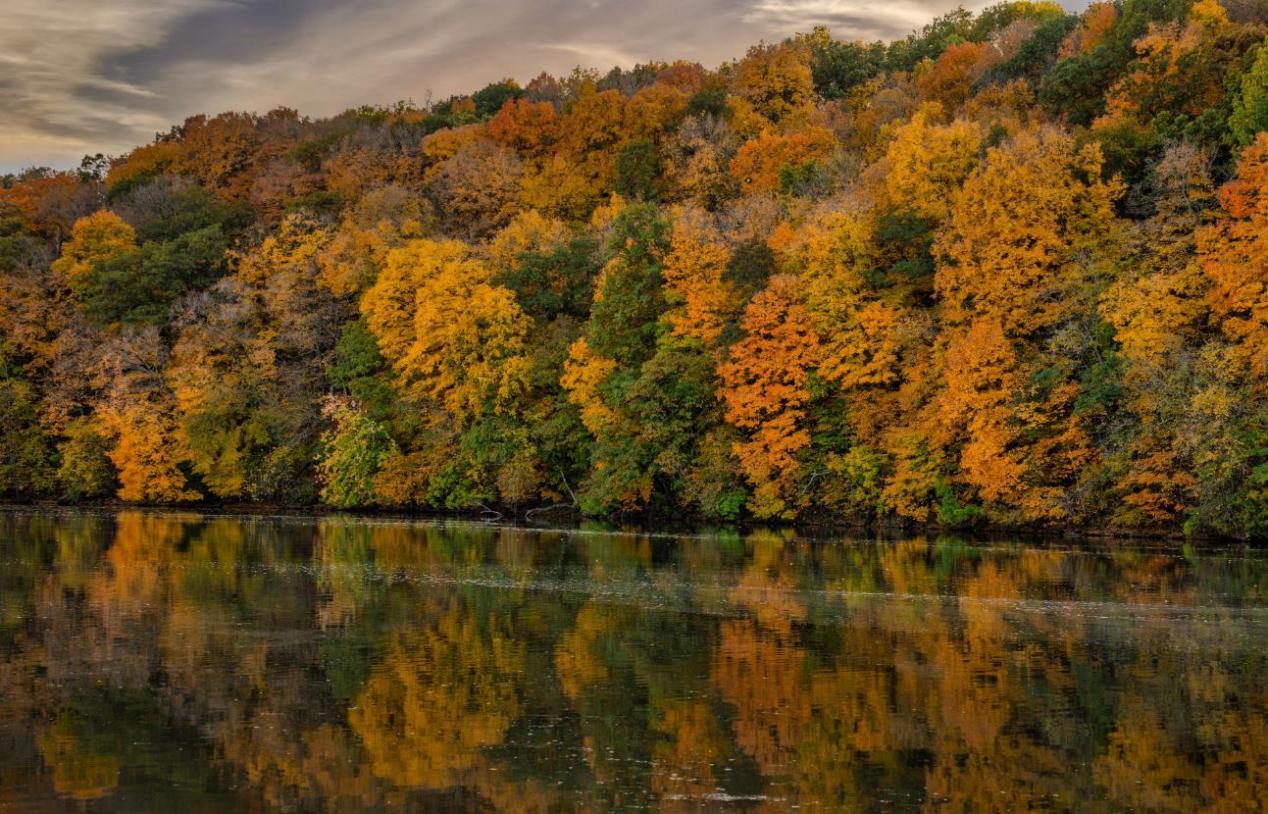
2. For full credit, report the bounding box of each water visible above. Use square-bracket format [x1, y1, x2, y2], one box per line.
[2, 509, 1267, 812]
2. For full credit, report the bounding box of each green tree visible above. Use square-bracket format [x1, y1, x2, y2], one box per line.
[317, 398, 398, 509]
[1231, 38, 1268, 147]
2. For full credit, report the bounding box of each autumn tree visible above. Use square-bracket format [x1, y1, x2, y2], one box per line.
[361, 238, 531, 422]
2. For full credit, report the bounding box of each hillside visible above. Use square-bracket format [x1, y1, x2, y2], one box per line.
[3, 0, 1268, 535]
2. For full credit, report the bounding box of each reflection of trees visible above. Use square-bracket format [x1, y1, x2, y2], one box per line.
[349, 604, 524, 789]
[4, 512, 1268, 811]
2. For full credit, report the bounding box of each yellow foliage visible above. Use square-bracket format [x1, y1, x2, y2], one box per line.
[936, 127, 1121, 336]
[360, 239, 531, 420]
[884, 104, 983, 221]
[660, 207, 738, 347]
[731, 42, 816, 124]
[938, 319, 1026, 504]
[51, 211, 136, 283]
[486, 209, 569, 275]
[97, 394, 199, 503]
[560, 338, 619, 434]
[348, 610, 523, 789]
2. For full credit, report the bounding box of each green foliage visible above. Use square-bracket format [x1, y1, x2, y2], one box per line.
[329, 320, 396, 422]
[72, 225, 229, 325]
[968, 1, 1067, 41]
[1073, 319, 1124, 419]
[183, 401, 314, 503]
[1231, 38, 1268, 147]
[501, 237, 600, 321]
[57, 419, 116, 501]
[586, 204, 670, 366]
[874, 209, 936, 286]
[614, 139, 663, 201]
[687, 86, 729, 118]
[473, 80, 525, 117]
[1039, 43, 1125, 126]
[804, 31, 887, 99]
[114, 180, 250, 244]
[317, 399, 398, 509]
[723, 237, 775, 300]
[885, 8, 975, 72]
[935, 480, 986, 528]
[824, 446, 889, 521]
[778, 160, 827, 197]
[581, 339, 719, 515]
[984, 14, 1079, 83]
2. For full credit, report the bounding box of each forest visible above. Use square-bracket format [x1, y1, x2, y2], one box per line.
[3, 0, 1268, 536]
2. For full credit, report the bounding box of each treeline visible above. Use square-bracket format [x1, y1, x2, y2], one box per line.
[3, 0, 1268, 535]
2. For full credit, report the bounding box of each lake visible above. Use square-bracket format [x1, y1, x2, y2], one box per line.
[1, 509, 1267, 811]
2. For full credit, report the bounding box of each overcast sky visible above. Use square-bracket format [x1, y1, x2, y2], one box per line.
[2, 0, 1084, 173]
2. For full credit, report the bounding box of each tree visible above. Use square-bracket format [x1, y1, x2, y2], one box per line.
[57, 418, 116, 501]
[883, 104, 983, 222]
[660, 207, 739, 348]
[98, 394, 199, 503]
[1197, 133, 1268, 385]
[51, 212, 136, 283]
[718, 275, 822, 518]
[360, 239, 531, 422]
[799, 28, 887, 100]
[1230, 37, 1268, 148]
[316, 397, 398, 509]
[936, 127, 1121, 336]
[0, 361, 54, 497]
[728, 128, 836, 195]
[731, 43, 816, 123]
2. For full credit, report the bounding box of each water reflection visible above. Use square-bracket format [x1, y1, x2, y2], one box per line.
[2, 510, 1267, 812]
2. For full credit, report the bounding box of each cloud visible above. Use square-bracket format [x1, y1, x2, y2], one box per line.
[743, 0, 968, 38]
[0, 0, 1089, 174]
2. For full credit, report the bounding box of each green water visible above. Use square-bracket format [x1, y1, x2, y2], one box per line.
[1, 509, 1267, 812]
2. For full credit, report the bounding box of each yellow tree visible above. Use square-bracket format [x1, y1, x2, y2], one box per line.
[882, 103, 984, 222]
[730, 42, 816, 124]
[97, 394, 198, 503]
[360, 239, 531, 422]
[779, 210, 903, 390]
[932, 127, 1120, 519]
[1101, 144, 1216, 522]
[660, 207, 739, 348]
[936, 127, 1121, 335]
[51, 212, 136, 284]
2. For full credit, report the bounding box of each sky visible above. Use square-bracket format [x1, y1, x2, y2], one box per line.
[2, 0, 1078, 173]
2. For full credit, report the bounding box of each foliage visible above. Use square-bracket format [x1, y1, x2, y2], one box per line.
[6, 0, 1268, 535]
[317, 397, 398, 509]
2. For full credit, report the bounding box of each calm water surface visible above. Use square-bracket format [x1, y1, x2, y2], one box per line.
[2, 509, 1267, 812]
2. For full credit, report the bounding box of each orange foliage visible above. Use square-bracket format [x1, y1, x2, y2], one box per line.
[1059, 2, 1120, 58]
[936, 127, 1120, 336]
[1197, 133, 1268, 385]
[718, 275, 822, 517]
[487, 99, 559, 154]
[728, 127, 836, 194]
[916, 41, 997, 111]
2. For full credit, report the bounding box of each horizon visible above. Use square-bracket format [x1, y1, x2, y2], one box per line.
[3, 0, 1088, 174]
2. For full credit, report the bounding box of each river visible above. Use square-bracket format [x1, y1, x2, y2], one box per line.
[1, 508, 1266, 811]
